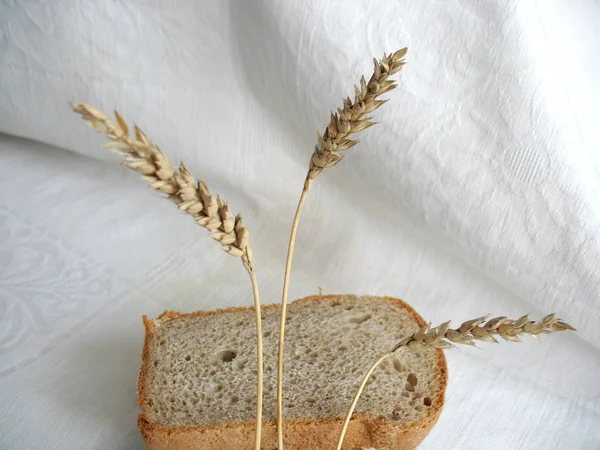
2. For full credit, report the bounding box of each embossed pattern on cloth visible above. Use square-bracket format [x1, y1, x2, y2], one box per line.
[0, 206, 127, 375]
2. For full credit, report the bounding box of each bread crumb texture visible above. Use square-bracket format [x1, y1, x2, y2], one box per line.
[141, 295, 446, 431]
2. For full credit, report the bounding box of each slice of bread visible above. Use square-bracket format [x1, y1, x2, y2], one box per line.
[138, 295, 448, 449]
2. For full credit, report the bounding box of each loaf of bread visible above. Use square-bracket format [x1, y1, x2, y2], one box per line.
[138, 295, 448, 449]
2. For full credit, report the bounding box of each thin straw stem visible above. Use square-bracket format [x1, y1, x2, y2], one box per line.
[335, 352, 392, 450]
[248, 268, 264, 450]
[276, 177, 312, 449]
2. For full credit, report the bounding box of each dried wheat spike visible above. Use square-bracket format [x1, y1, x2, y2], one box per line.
[391, 313, 576, 352]
[308, 48, 407, 179]
[336, 312, 574, 450]
[71, 103, 253, 271]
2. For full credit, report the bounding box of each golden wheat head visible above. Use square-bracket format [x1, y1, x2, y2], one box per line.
[71, 103, 254, 270]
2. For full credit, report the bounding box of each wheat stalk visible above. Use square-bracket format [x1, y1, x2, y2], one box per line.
[276, 48, 408, 449]
[336, 313, 576, 450]
[71, 104, 252, 264]
[307, 48, 407, 179]
[71, 103, 264, 450]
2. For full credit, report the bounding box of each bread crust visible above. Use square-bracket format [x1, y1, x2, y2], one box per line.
[138, 295, 448, 449]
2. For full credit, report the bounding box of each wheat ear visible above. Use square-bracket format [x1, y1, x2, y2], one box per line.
[275, 48, 408, 449]
[71, 103, 264, 450]
[336, 313, 575, 450]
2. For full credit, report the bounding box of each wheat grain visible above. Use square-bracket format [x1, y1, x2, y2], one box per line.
[336, 313, 575, 450]
[391, 313, 576, 352]
[71, 103, 264, 450]
[308, 47, 407, 179]
[276, 48, 408, 450]
[71, 104, 253, 268]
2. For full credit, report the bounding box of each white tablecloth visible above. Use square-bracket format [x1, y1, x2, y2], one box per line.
[1, 1, 599, 449]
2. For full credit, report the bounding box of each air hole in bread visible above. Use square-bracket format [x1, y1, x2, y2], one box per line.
[407, 373, 418, 387]
[344, 305, 354, 310]
[209, 383, 222, 393]
[218, 350, 237, 362]
[231, 396, 239, 404]
[339, 345, 347, 351]
[184, 355, 191, 361]
[392, 358, 403, 373]
[405, 383, 415, 392]
[348, 313, 372, 324]
[389, 410, 401, 420]
[264, 331, 272, 337]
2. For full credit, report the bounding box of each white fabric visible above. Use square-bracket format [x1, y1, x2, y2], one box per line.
[1, 1, 599, 449]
